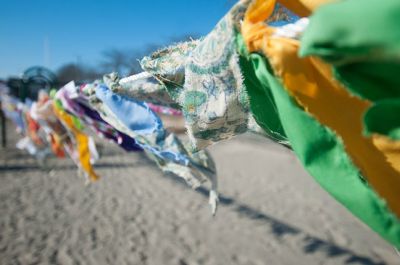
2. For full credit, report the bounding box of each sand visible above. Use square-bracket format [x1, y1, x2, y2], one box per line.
[0, 123, 398, 265]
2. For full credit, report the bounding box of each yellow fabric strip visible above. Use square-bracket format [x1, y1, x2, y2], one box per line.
[373, 135, 400, 174]
[242, 0, 335, 51]
[242, 0, 276, 53]
[53, 103, 99, 182]
[242, 0, 400, 217]
[244, 0, 333, 25]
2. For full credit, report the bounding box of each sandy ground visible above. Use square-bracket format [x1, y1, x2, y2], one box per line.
[0, 122, 399, 265]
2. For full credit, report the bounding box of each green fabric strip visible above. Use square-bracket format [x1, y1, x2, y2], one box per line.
[236, 33, 400, 248]
[364, 99, 400, 140]
[300, 0, 400, 101]
[300, 0, 400, 102]
[300, 0, 400, 64]
[299, 0, 400, 142]
[236, 31, 288, 143]
[334, 62, 400, 102]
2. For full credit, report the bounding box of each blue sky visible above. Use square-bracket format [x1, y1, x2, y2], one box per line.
[0, 0, 234, 78]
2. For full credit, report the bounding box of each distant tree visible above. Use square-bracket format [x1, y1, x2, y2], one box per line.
[57, 64, 85, 84]
[124, 50, 144, 75]
[57, 63, 103, 85]
[100, 49, 131, 76]
[100, 34, 200, 77]
[57, 33, 202, 86]
[84, 68, 104, 82]
[168, 34, 199, 43]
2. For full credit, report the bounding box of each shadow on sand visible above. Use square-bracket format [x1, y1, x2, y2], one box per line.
[165, 173, 386, 265]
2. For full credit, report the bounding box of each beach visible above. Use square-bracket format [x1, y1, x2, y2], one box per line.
[0, 123, 398, 265]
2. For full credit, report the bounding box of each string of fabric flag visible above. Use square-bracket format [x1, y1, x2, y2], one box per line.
[1, 0, 400, 249]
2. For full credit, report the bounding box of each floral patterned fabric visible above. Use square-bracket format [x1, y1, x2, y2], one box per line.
[140, 1, 251, 151]
[104, 72, 179, 109]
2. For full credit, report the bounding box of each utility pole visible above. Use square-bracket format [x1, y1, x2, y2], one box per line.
[0, 101, 6, 148]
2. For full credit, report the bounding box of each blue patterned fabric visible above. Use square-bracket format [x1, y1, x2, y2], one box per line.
[95, 84, 189, 165]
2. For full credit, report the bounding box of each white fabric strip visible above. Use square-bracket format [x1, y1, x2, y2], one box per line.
[120, 71, 153, 85]
[273, 18, 309, 40]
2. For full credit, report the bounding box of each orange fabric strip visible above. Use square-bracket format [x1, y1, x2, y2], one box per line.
[53, 103, 99, 182]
